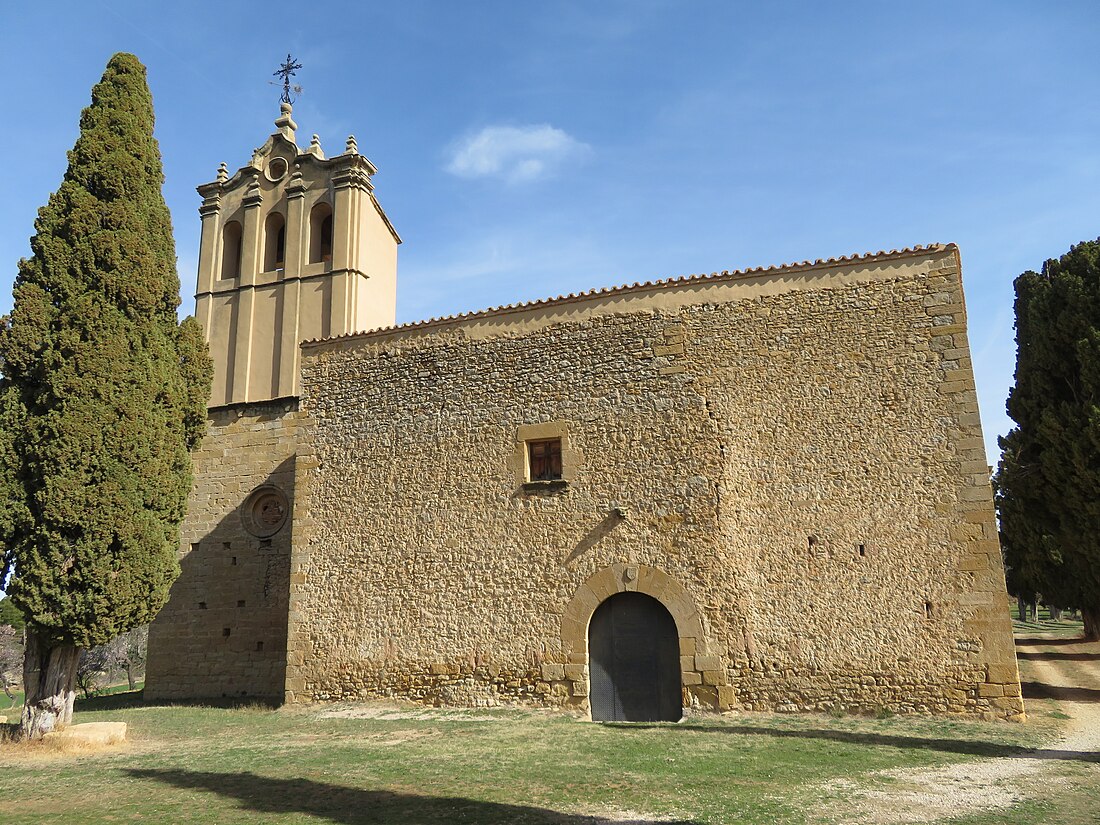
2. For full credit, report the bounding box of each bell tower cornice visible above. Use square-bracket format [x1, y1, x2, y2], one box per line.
[196, 106, 385, 206]
[332, 161, 375, 194]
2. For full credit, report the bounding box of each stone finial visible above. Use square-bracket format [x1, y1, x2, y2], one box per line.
[216, 162, 228, 183]
[345, 135, 358, 155]
[288, 163, 305, 192]
[250, 147, 263, 168]
[307, 133, 325, 160]
[244, 178, 262, 206]
[275, 102, 298, 143]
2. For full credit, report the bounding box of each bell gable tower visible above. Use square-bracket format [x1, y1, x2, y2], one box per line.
[194, 102, 400, 406]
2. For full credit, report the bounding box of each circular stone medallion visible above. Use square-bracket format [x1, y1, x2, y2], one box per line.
[242, 485, 289, 537]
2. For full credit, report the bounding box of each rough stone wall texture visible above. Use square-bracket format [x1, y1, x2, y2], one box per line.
[145, 398, 299, 700]
[285, 246, 1023, 720]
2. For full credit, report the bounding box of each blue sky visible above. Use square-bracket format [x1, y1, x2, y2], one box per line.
[2, 1, 1099, 464]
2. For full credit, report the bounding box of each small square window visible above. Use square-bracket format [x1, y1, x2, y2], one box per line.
[528, 438, 563, 482]
[514, 422, 572, 491]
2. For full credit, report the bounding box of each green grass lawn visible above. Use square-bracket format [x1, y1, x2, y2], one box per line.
[3, 633, 1098, 825]
[0, 691, 1078, 825]
[0, 695, 19, 717]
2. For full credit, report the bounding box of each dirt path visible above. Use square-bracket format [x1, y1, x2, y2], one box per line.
[820, 634, 1100, 824]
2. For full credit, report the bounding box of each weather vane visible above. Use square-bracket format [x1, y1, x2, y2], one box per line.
[273, 54, 303, 104]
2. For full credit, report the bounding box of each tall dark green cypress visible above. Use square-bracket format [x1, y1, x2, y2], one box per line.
[0, 53, 212, 737]
[994, 239, 1100, 640]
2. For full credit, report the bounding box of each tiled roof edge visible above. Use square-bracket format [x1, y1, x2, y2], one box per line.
[303, 243, 955, 348]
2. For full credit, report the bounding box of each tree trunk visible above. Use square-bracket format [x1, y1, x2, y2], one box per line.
[1083, 607, 1100, 642]
[126, 663, 136, 691]
[20, 629, 79, 740]
[1050, 606, 1062, 621]
[1018, 595, 1028, 622]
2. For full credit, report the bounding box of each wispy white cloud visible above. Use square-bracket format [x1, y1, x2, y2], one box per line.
[445, 125, 590, 184]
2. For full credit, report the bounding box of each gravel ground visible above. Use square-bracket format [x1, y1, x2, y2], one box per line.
[818, 635, 1100, 824]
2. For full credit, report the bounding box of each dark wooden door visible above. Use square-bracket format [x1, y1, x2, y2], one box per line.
[588, 592, 681, 722]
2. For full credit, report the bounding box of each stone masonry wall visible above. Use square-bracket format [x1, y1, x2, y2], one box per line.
[146, 398, 299, 700]
[286, 247, 1023, 720]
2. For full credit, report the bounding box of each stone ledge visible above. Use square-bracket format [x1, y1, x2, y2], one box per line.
[43, 722, 128, 746]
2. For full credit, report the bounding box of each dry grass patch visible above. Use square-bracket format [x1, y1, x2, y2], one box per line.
[0, 672, 1091, 825]
[0, 729, 131, 761]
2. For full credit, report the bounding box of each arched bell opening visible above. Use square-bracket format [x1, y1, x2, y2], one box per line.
[220, 220, 243, 280]
[263, 211, 287, 272]
[308, 202, 334, 265]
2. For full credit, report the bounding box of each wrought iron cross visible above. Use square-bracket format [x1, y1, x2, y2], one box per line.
[273, 54, 303, 104]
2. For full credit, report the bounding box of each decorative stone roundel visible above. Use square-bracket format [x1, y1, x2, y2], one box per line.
[242, 485, 289, 537]
[265, 156, 289, 182]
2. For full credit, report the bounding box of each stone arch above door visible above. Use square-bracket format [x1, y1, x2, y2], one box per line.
[560, 563, 732, 711]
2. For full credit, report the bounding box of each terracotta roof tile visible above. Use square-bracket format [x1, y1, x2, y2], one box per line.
[303, 243, 954, 347]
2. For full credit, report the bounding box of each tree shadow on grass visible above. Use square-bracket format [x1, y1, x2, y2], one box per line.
[609, 724, 1100, 764]
[126, 769, 700, 825]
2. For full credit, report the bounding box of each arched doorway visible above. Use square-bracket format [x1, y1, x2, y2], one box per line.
[589, 592, 681, 722]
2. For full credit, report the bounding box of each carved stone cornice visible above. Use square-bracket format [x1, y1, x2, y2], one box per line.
[332, 164, 373, 193]
[198, 192, 221, 218]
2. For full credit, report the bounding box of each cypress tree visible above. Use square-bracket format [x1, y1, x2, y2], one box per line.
[0, 53, 212, 737]
[994, 239, 1100, 640]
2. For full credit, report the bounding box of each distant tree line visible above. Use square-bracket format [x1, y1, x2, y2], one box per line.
[75, 626, 148, 698]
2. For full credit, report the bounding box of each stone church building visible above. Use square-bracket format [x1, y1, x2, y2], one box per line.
[145, 105, 1024, 721]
